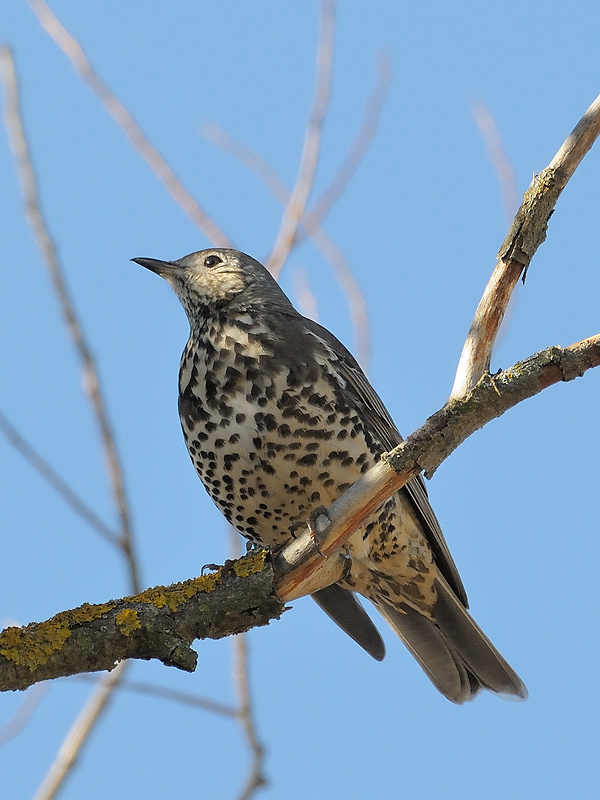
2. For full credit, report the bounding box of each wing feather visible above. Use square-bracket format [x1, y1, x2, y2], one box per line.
[301, 316, 468, 607]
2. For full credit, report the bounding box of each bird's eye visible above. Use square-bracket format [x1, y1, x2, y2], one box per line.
[204, 254, 223, 268]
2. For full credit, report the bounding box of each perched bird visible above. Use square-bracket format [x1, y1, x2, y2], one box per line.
[133, 248, 526, 703]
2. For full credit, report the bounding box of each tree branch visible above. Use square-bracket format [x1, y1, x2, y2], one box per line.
[450, 91, 600, 400]
[273, 336, 600, 601]
[267, 0, 336, 277]
[25, 0, 231, 247]
[0, 552, 283, 692]
[33, 663, 128, 800]
[2, 338, 597, 692]
[0, 44, 140, 593]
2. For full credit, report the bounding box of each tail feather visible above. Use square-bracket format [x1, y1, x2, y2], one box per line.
[373, 576, 527, 703]
[432, 575, 528, 700]
[374, 600, 476, 703]
[312, 585, 386, 661]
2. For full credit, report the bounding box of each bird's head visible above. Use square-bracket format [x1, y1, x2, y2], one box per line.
[132, 248, 292, 323]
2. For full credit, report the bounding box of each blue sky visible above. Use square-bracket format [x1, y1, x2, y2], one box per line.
[1, 2, 599, 798]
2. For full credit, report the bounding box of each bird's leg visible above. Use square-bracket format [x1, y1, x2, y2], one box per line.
[245, 540, 264, 555]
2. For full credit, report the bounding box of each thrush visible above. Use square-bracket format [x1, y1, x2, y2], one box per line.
[133, 248, 526, 703]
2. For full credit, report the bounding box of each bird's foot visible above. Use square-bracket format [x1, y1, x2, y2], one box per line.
[245, 540, 264, 555]
[306, 506, 332, 558]
[200, 562, 222, 575]
[288, 507, 332, 556]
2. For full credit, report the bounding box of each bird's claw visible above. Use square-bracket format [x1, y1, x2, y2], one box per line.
[306, 505, 332, 558]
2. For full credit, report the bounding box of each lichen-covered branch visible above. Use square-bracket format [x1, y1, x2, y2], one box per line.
[0, 552, 284, 692]
[4, 338, 597, 694]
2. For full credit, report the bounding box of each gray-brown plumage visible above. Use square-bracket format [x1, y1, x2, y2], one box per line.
[134, 248, 527, 703]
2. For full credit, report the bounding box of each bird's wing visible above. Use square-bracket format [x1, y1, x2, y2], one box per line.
[301, 316, 469, 607]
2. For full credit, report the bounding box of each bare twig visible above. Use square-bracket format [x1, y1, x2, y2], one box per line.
[233, 634, 267, 800]
[0, 44, 140, 593]
[75, 675, 238, 718]
[450, 91, 600, 400]
[1, 43, 141, 798]
[203, 126, 371, 366]
[267, 0, 336, 277]
[25, 0, 231, 247]
[0, 682, 49, 745]
[0, 408, 120, 547]
[292, 268, 320, 321]
[309, 227, 371, 367]
[298, 54, 393, 240]
[472, 101, 519, 222]
[230, 530, 267, 800]
[33, 662, 127, 800]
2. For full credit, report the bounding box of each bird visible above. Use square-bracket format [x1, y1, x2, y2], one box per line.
[133, 247, 527, 703]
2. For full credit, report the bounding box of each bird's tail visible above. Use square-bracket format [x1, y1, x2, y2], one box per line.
[373, 574, 527, 703]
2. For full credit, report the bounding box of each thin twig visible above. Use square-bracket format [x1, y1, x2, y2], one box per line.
[298, 54, 393, 241]
[0, 682, 49, 745]
[233, 634, 267, 800]
[203, 125, 371, 366]
[0, 408, 120, 547]
[450, 91, 600, 400]
[230, 530, 267, 800]
[267, 0, 336, 277]
[310, 227, 371, 368]
[472, 101, 519, 223]
[292, 268, 320, 322]
[0, 44, 140, 594]
[75, 674, 238, 718]
[25, 0, 231, 247]
[1, 43, 140, 799]
[32, 662, 127, 800]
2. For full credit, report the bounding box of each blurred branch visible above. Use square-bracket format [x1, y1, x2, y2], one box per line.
[203, 128, 371, 366]
[202, 41, 390, 369]
[472, 101, 519, 222]
[0, 44, 140, 593]
[33, 662, 127, 800]
[1, 41, 143, 798]
[0, 408, 120, 547]
[297, 54, 392, 242]
[76, 674, 238, 718]
[450, 91, 600, 401]
[25, 0, 231, 247]
[2, 338, 598, 692]
[0, 682, 49, 745]
[230, 532, 267, 800]
[233, 633, 267, 800]
[267, 0, 336, 277]
[292, 268, 320, 321]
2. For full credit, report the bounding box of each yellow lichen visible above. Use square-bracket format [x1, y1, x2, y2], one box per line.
[130, 572, 221, 612]
[232, 550, 267, 578]
[0, 601, 116, 670]
[115, 608, 141, 637]
[0, 553, 269, 670]
[0, 619, 71, 669]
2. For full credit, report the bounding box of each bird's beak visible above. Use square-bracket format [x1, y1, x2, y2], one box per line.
[131, 257, 182, 277]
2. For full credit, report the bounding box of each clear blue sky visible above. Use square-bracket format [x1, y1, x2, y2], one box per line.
[2, 2, 599, 798]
